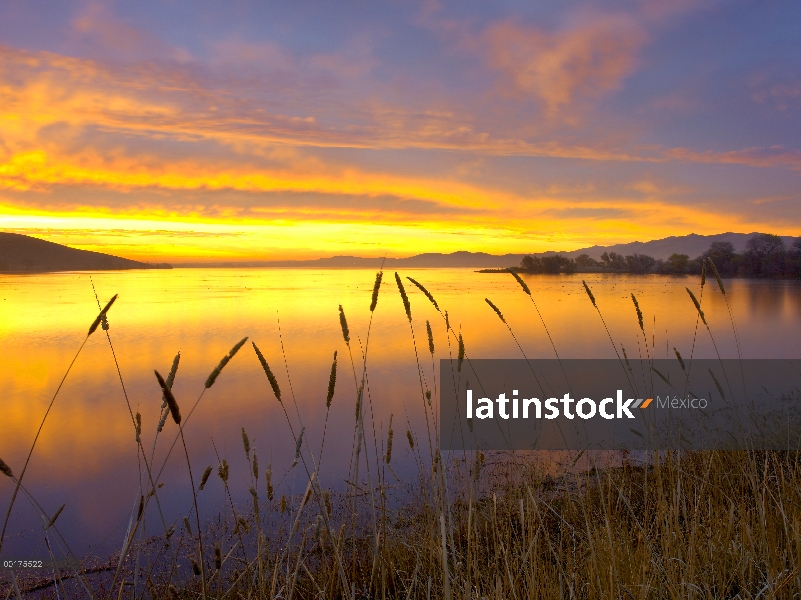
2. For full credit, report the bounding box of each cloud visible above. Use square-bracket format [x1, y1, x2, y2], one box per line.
[0, 0, 798, 263]
[751, 80, 801, 112]
[665, 146, 801, 171]
[483, 16, 648, 115]
[70, 2, 186, 62]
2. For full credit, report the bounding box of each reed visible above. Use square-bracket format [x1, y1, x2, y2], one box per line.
[5, 271, 801, 600]
[407, 277, 440, 312]
[506, 269, 566, 372]
[0, 294, 119, 555]
[154, 369, 207, 598]
[317, 351, 338, 473]
[198, 466, 212, 492]
[339, 305, 350, 346]
[581, 280, 636, 393]
[395, 272, 434, 465]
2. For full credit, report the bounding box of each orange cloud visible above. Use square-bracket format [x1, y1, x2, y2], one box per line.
[483, 16, 648, 115]
[0, 36, 798, 262]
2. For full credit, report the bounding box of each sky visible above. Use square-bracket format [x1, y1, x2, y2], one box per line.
[0, 0, 799, 262]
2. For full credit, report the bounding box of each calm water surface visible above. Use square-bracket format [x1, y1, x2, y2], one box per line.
[1, 268, 799, 557]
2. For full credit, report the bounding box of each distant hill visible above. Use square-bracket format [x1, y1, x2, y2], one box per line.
[181, 232, 799, 269]
[0, 232, 171, 273]
[552, 232, 798, 262]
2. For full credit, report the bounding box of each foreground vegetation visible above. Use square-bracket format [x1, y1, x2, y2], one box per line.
[1, 262, 801, 598]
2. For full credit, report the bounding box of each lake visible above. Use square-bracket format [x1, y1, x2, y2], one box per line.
[1, 268, 799, 559]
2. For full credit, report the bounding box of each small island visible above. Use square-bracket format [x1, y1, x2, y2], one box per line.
[479, 233, 801, 278]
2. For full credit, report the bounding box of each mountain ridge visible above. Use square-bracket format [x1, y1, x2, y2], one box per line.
[0, 232, 170, 273]
[179, 232, 799, 268]
[2, 231, 797, 272]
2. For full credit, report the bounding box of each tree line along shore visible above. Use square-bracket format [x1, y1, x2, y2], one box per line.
[481, 233, 801, 278]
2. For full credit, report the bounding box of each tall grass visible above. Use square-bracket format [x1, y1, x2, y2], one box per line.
[2, 272, 801, 599]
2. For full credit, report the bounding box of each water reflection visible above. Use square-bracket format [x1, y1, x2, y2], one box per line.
[0, 269, 799, 558]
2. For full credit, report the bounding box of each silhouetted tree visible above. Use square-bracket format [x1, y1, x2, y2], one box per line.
[519, 254, 573, 274]
[574, 254, 599, 268]
[785, 238, 801, 278]
[541, 255, 567, 273]
[741, 233, 785, 277]
[520, 255, 542, 273]
[600, 252, 627, 271]
[667, 253, 689, 274]
[626, 254, 656, 273]
[702, 241, 739, 276]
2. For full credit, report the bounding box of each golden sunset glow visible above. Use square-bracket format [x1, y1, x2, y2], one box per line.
[0, 2, 798, 261]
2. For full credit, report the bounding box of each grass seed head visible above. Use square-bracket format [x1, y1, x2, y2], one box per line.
[701, 261, 707, 287]
[165, 351, 181, 392]
[266, 465, 274, 501]
[406, 277, 440, 312]
[280, 494, 287, 513]
[338, 305, 350, 345]
[707, 258, 726, 296]
[242, 427, 250, 457]
[295, 427, 305, 461]
[46, 504, 65, 530]
[199, 466, 213, 491]
[190, 558, 201, 576]
[406, 429, 414, 450]
[327, 351, 337, 409]
[425, 389, 431, 406]
[0, 457, 13, 478]
[674, 348, 686, 372]
[709, 368, 726, 401]
[426, 320, 434, 355]
[370, 271, 383, 312]
[249, 487, 259, 513]
[154, 370, 181, 425]
[157, 407, 169, 433]
[324, 490, 332, 517]
[252, 451, 259, 481]
[631, 293, 644, 332]
[214, 545, 222, 570]
[485, 298, 506, 324]
[395, 272, 412, 322]
[183, 516, 192, 536]
[686, 287, 707, 325]
[582, 280, 596, 308]
[88, 294, 118, 336]
[385, 414, 394, 464]
[206, 336, 248, 388]
[135, 412, 142, 443]
[457, 333, 465, 372]
[507, 269, 531, 296]
[218, 459, 229, 484]
[252, 342, 282, 402]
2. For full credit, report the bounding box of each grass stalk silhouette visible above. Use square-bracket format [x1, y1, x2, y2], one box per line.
[581, 280, 637, 394]
[4, 271, 801, 599]
[0, 294, 117, 556]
